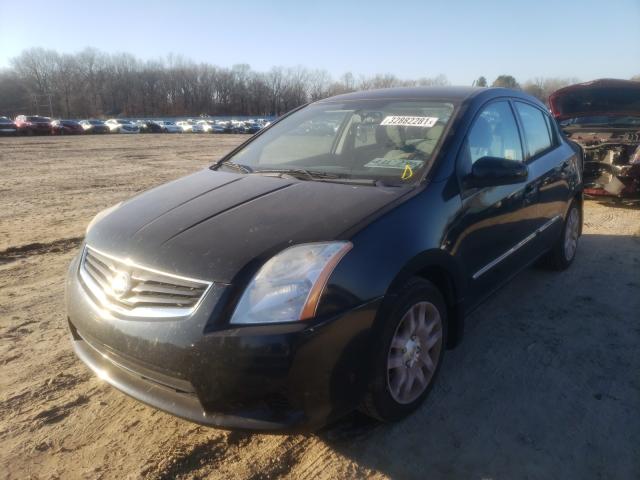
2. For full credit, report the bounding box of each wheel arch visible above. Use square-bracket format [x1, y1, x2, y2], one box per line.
[377, 249, 467, 349]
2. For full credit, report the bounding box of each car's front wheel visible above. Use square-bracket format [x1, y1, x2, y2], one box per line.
[362, 278, 447, 422]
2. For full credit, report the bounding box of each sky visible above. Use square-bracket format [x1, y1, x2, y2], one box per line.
[0, 0, 638, 85]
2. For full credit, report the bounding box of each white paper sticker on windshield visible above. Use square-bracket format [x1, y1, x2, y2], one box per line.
[364, 158, 425, 170]
[380, 116, 438, 128]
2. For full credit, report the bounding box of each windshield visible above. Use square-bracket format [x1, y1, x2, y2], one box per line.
[222, 100, 455, 185]
[27, 116, 49, 122]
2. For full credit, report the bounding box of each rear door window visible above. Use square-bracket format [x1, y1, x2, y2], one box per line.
[514, 102, 553, 158]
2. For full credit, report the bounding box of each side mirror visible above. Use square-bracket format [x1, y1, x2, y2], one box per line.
[464, 156, 528, 188]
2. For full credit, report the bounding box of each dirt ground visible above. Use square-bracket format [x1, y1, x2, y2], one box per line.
[1, 135, 639, 480]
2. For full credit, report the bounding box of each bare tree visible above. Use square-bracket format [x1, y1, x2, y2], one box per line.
[0, 47, 592, 119]
[523, 77, 580, 104]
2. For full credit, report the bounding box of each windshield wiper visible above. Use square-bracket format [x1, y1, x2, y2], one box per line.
[251, 168, 339, 181]
[252, 168, 387, 186]
[215, 160, 254, 173]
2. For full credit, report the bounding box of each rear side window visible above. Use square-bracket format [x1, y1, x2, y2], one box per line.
[514, 102, 553, 158]
[543, 114, 557, 145]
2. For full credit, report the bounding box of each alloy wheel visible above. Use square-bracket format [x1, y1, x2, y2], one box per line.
[387, 301, 443, 404]
[564, 207, 580, 261]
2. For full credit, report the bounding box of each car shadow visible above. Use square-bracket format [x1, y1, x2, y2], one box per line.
[317, 233, 640, 479]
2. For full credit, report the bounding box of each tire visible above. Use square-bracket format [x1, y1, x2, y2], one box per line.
[361, 278, 447, 422]
[543, 200, 581, 271]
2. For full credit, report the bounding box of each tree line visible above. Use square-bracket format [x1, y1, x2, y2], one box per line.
[1, 48, 637, 119]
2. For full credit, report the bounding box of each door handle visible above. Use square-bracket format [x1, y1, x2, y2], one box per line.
[523, 183, 538, 204]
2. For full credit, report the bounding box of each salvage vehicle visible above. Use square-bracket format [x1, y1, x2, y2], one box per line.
[14, 115, 52, 135]
[66, 86, 583, 431]
[549, 79, 640, 197]
[79, 119, 111, 134]
[51, 119, 85, 135]
[0, 116, 18, 135]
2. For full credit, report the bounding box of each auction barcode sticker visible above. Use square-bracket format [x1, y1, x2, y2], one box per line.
[380, 116, 439, 128]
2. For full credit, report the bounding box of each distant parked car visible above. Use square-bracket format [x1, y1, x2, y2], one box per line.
[549, 79, 640, 198]
[14, 115, 52, 135]
[135, 120, 164, 134]
[196, 120, 217, 133]
[239, 121, 261, 134]
[213, 120, 233, 133]
[154, 120, 182, 133]
[177, 120, 205, 133]
[79, 119, 110, 134]
[51, 119, 85, 135]
[105, 119, 140, 134]
[175, 120, 193, 133]
[0, 116, 18, 135]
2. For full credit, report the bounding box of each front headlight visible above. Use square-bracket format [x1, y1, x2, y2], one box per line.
[230, 242, 352, 324]
[86, 202, 122, 234]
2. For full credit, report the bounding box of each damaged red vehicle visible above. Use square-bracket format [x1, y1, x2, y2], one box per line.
[550, 79, 640, 198]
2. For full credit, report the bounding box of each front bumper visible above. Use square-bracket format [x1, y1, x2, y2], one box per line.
[66, 253, 380, 431]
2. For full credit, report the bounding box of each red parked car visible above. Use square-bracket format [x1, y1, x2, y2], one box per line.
[51, 119, 85, 135]
[549, 79, 640, 198]
[14, 115, 52, 135]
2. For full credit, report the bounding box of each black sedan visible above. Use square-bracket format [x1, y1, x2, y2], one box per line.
[0, 116, 18, 135]
[80, 120, 111, 134]
[66, 86, 583, 431]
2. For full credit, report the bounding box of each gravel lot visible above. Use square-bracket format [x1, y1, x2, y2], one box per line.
[1, 135, 639, 479]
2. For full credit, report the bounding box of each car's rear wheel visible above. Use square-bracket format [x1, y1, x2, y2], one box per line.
[361, 278, 447, 422]
[544, 201, 581, 270]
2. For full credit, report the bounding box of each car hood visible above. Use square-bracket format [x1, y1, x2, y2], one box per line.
[86, 169, 406, 283]
[549, 79, 640, 120]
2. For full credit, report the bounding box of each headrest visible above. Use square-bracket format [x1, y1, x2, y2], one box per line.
[375, 124, 405, 148]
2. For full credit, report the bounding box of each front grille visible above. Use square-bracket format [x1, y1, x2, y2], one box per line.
[79, 245, 212, 318]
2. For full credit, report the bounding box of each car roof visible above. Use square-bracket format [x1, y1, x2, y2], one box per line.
[316, 86, 548, 111]
[316, 86, 484, 104]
